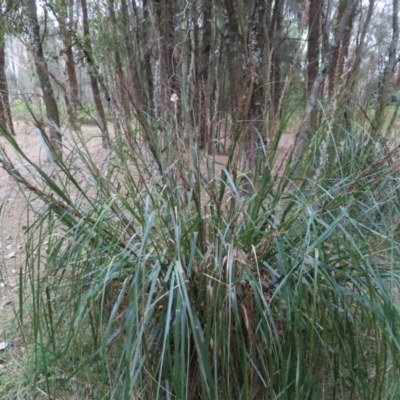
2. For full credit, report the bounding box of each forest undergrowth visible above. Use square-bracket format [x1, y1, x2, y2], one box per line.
[0, 108, 400, 399]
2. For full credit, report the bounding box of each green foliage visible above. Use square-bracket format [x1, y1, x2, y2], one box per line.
[1, 115, 400, 399]
[10, 99, 41, 119]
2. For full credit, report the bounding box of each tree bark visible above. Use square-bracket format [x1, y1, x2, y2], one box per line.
[349, 0, 374, 83]
[371, 0, 399, 131]
[245, 0, 266, 169]
[328, 0, 357, 94]
[26, 0, 62, 157]
[295, 0, 359, 161]
[196, 0, 212, 148]
[307, 0, 321, 131]
[223, 0, 267, 171]
[223, 0, 245, 122]
[120, 0, 146, 110]
[154, 0, 179, 109]
[108, 0, 131, 127]
[57, 0, 79, 128]
[0, 24, 15, 136]
[138, 0, 155, 112]
[271, 0, 284, 120]
[81, 0, 110, 147]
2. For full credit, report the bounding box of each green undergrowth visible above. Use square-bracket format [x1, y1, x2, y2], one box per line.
[1, 115, 400, 399]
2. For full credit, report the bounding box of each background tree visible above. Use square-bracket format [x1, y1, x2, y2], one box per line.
[0, 2, 16, 136]
[307, 0, 321, 131]
[79, 0, 109, 146]
[25, 0, 62, 156]
[46, 0, 80, 128]
[372, 0, 399, 131]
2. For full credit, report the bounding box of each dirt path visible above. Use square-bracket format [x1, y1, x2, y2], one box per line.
[0, 122, 107, 357]
[0, 122, 40, 327]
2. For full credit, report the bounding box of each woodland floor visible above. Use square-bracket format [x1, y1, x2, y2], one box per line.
[0, 120, 295, 382]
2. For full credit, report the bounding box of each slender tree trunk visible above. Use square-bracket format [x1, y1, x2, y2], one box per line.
[108, 0, 131, 127]
[223, 0, 245, 123]
[154, 0, 179, 109]
[26, 0, 62, 156]
[349, 0, 374, 83]
[80, 0, 110, 147]
[196, 0, 212, 148]
[307, 0, 321, 131]
[372, 0, 399, 131]
[0, 30, 15, 136]
[296, 0, 358, 161]
[121, 0, 146, 111]
[139, 0, 155, 112]
[328, 0, 357, 94]
[58, 0, 79, 128]
[245, 0, 267, 171]
[223, 0, 267, 172]
[271, 0, 284, 120]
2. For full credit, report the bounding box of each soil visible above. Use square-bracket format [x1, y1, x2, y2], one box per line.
[0, 121, 39, 327]
[0, 121, 108, 351]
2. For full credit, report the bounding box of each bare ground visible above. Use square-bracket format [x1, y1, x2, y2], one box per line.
[0, 121, 111, 383]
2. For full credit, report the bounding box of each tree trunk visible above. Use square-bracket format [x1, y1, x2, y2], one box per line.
[223, 0, 245, 123]
[81, 0, 110, 147]
[196, 0, 212, 149]
[271, 0, 284, 121]
[26, 0, 62, 156]
[245, 0, 267, 170]
[120, 0, 146, 111]
[58, 0, 79, 128]
[295, 0, 359, 161]
[328, 0, 358, 94]
[223, 0, 267, 172]
[153, 0, 179, 110]
[108, 0, 131, 128]
[372, 0, 399, 131]
[349, 0, 374, 83]
[139, 0, 155, 112]
[307, 0, 321, 131]
[0, 28, 15, 136]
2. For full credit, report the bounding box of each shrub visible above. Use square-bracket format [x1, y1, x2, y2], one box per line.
[1, 116, 400, 399]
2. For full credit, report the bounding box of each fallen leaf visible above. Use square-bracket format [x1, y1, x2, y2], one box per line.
[4, 252, 16, 259]
[0, 342, 8, 351]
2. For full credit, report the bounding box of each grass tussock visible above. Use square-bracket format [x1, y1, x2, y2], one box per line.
[1, 113, 400, 399]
